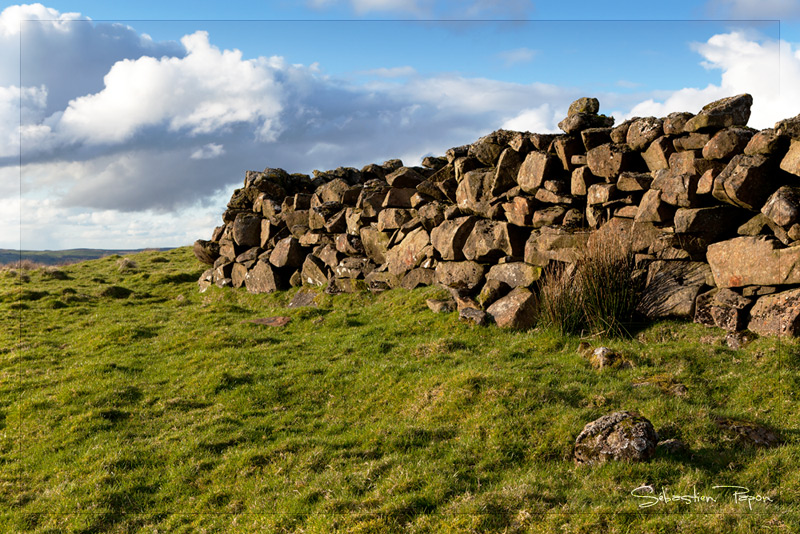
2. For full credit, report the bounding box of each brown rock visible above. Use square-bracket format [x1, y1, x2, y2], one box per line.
[610, 118, 636, 143]
[385, 167, 425, 188]
[193, 239, 220, 265]
[638, 261, 713, 318]
[712, 154, 778, 210]
[663, 111, 694, 135]
[518, 151, 561, 193]
[558, 113, 614, 134]
[552, 136, 585, 171]
[616, 172, 652, 192]
[761, 185, 800, 228]
[385, 227, 430, 276]
[459, 307, 489, 326]
[430, 216, 477, 261]
[651, 169, 700, 207]
[747, 287, 800, 337]
[684, 94, 753, 132]
[581, 127, 613, 151]
[707, 236, 800, 287]
[435, 261, 486, 291]
[586, 143, 642, 179]
[744, 128, 789, 156]
[486, 287, 537, 329]
[775, 114, 800, 140]
[568, 97, 600, 115]
[377, 208, 413, 232]
[780, 139, 800, 177]
[300, 255, 329, 287]
[573, 411, 658, 465]
[491, 147, 523, 196]
[524, 230, 591, 265]
[503, 196, 538, 227]
[359, 226, 392, 264]
[486, 262, 542, 288]
[673, 132, 712, 151]
[570, 166, 600, 196]
[626, 117, 664, 151]
[456, 169, 492, 215]
[587, 183, 617, 205]
[269, 237, 304, 268]
[642, 136, 674, 171]
[702, 127, 755, 160]
[232, 212, 262, 248]
[674, 206, 747, 242]
[245, 260, 281, 293]
[634, 189, 676, 224]
[463, 220, 526, 262]
[532, 206, 567, 228]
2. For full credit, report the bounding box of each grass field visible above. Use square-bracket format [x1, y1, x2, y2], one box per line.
[1, 247, 798, 532]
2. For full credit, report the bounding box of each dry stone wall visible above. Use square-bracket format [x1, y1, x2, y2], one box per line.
[195, 94, 800, 337]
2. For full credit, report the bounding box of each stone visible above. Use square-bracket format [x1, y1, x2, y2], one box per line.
[587, 183, 617, 205]
[301, 255, 329, 287]
[570, 166, 600, 196]
[650, 169, 700, 207]
[702, 127, 755, 160]
[747, 287, 800, 336]
[385, 166, 425, 188]
[616, 172, 652, 192]
[315, 178, 350, 204]
[696, 168, 718, 195]
[626, 117, 664, 151]
[634, 190, 675, 224]
[426, 298, 456, 313]
[434, 261, 485, 291]
[683, 94, 753, 132]
[668, 150, 723, 178]
[193, 240, 220, 265]
[586, 143, 642, 179]
[430, 216, 477, 261]
[674, 206, 747, 242]
[638, 261, 713, 318]
[384, 227, 430, 276]
[491, 147, 523, 196]
[775, 114, 800, 139]
[524, 230, 590, 266]
[232, 212, 262, 248]
[610, 118, 636, 143]
[377, 208, 413, 232]
[663, 111, 694, 135]
[359, 226, 392, 264]
[309, 201, 344, 231]
[580, 127, 613, 151]
[333, 257, 374, 279]
[417, 202, 445, 232]
[231, 262, 248, 288]
[469, 137, 505, 166]
[456, 169, 492, 215]
[379, 188, 415, 209]
[486, 262, 542, 288]
[463, 220, 526, 262]
[401, 268, 435, 289]
[245, 260, 281, 294]
[642, 136, 674, 171]
[673, 132, 712, 151]
[532, 206, 567, 228]
[364, 271, 399, 292]
[568, 97, 600, 115]
[269, 237, 304, 268]
[744, 128, 789, 156]
[761, 186, 800, 228]
[713, 417, 782, 448]
[459, 307, 489, 326]
[707, 236, 800, 287]
[535, 188, 573, 204]
[503, 196, 538, 226]
[558, 113, 614, 134]
[573, 411, 658, 465]
[288, 287, 319, 308]
[550, 136, 583, 173]
[486, 287, 537, 329]
[518, 151, 561, 193]
[779, 139, 800, 177]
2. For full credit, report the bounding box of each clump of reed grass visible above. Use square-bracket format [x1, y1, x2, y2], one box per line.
[537, 229, 642, 337]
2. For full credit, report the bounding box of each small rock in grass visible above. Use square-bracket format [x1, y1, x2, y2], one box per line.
[574, 411, 658, 465]
[426, 298, 456, 313]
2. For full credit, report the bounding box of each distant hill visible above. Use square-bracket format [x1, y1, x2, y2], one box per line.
[0, 247, 175, 266]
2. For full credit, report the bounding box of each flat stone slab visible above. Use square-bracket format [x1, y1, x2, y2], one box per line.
[706, 236, 800, 287]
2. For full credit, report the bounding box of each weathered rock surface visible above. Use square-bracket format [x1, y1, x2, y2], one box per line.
[486, 287, 537, 329]
[707, 236, 800, 287]
[747, 287, 800, 337]
[574, 411, 658, 465]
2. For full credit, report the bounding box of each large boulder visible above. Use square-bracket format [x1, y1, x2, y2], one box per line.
[193, 239, 220, 265]
[712, 154, 778, 211]
[517, 151, 561, 193]
[232, 212, 262, 248]
[573, 411, 658, 465]
[384, 227, 430, 276]
[463, 220, 526, 262]
[706, 236, 800, 287]
[269, 237, 304, 268]
[486, 262, 542, 288]
[434, 261, 486, 291]
[747, 287, 800, 337]
[683, 94, 753, 132]
[430, 216, 477, 261]
[486, 287, 538, 329]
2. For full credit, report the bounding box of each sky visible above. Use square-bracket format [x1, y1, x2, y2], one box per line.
[1, 1, 800, 250]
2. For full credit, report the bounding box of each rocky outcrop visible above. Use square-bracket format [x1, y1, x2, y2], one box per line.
[196, 95, 800, 336]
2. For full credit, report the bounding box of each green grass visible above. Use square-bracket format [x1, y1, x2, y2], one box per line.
[1, 248, 798, 532]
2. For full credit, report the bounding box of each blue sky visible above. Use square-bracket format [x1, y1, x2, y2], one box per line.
[1, 0, 799, 250]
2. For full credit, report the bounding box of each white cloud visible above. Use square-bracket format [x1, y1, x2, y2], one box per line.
[497, 47, 537, 67]
[363, 66, 417, 78]
[190, 143, 225, 160]
[306, 0, 533, 18]
[626, 32, 800, 129]
[58, 31, 283, 144]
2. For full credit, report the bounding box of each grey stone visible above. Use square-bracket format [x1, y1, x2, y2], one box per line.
[574, 411, 658, 465]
